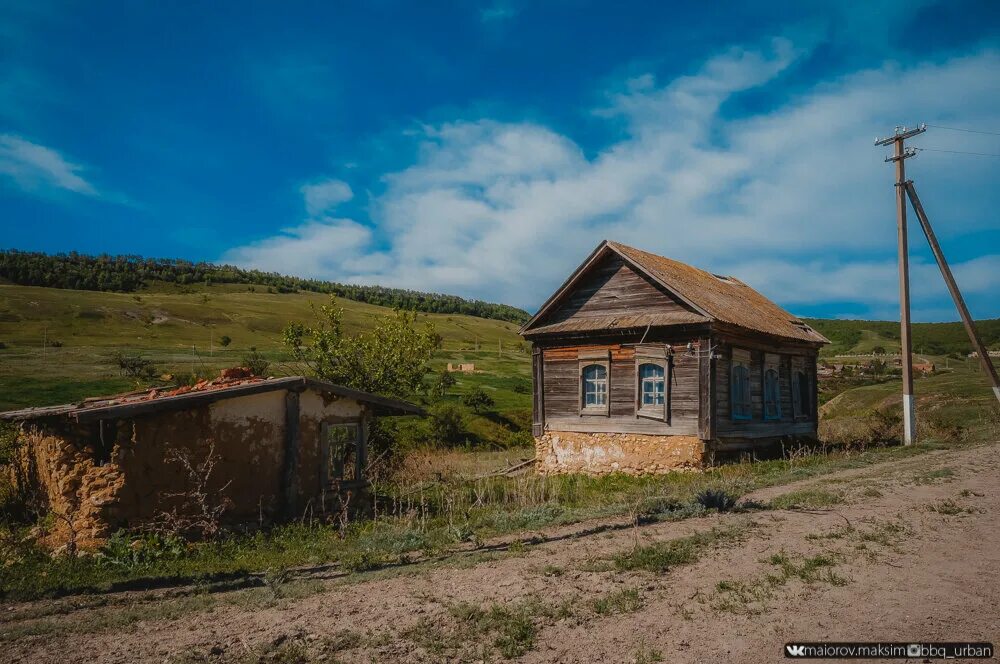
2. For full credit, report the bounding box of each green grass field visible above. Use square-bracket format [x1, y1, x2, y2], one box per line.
[0, 283, 529, 414]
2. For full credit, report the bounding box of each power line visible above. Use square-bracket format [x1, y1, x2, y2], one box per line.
[914, 146, 1000, 158]
[924, 123, 1000, 137]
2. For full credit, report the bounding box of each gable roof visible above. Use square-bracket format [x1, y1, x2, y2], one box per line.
[0, 376, 423, 423]
[521, 240, 829, 344]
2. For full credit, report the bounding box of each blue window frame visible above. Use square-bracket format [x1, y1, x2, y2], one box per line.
[731, 361, 751, 420]
[763, 368, 781, 420]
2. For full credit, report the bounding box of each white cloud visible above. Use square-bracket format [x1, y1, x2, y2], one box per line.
[0, 134, 98, 197]
[300, 178, 353, 216]
[223, 218, 376, 279]
[224, 42, 1000, 319]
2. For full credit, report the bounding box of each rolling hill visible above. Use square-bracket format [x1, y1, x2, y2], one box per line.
[0, 282, 529, 413]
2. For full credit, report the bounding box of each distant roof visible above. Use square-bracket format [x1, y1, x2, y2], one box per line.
[521, 240, 829, 345]
[0, 375, 423, 423]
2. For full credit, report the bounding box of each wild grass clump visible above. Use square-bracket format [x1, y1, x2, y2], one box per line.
[613, 525, 745, 574]
[769, 489, 842, 510]
[694, 488, 737, 512]
[592, 587, 644, 615]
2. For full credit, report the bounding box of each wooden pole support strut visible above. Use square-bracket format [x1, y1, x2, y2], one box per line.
[903, 181, 1000, 405]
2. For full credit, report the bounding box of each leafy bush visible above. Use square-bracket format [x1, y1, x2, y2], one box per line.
[429, 370, 456, 399]
[461, 387, 495, 414]
[110, 351, 156, 378]
[218, 335, 232, 347]
[241, 349, 271, 377]
[98, 531, 186, 568]
[429, 403, 466, 445]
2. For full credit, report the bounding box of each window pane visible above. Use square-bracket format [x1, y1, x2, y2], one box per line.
[582, 364, 607, 407]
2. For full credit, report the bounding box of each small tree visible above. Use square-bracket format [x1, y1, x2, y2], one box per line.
[872, 345, 886, 356]
[428, 402, 465, 445]
[461, 387, 494, 414]
[111, 351, 156, 378]
[430, 370, 456, 399]
[283, 298, 441, 398]
[219, 335, 232, 347]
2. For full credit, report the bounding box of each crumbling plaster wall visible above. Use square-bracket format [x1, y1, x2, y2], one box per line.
[18, 388, 369, 549]
[534, 431, 705, 475]
[19, 424, 125, 549]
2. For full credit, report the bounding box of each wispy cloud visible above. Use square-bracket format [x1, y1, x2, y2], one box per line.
[0, 134, 98, 197]
[480, 2, 518, 24]
[224, 40, 1000, 319]
[300, 178, 353, 216]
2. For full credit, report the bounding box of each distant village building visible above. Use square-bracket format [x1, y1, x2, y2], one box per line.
[520, 241, 829, 475]
[1, 373, 420, 549]
[446, 363, 476, 373]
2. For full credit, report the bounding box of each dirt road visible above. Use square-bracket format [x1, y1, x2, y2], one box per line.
[4, 443, 999, 663]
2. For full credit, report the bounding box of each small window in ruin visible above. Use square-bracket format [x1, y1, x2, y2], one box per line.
[323, 423, 360, 485]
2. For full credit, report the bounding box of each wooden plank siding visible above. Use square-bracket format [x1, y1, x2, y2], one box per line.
[536, 254, 696, 326]
[713, 331, 819, 439]
[540, 334, 701, 436]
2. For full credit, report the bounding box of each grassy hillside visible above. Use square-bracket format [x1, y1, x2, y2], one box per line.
[0, 283, 529, 414]
[805, 317, 1000, 358]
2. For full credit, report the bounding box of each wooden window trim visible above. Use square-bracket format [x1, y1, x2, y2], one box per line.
[730, 347, 752, 421]
[635, 346, 669, 422]
[790, 356, 809, 420]
[762, 353, 781, 421]
[579, 351, 610, 416]
[320, 418, 364, 493]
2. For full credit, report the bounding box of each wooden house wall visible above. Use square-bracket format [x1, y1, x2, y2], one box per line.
[537, 254, 694, 325]
[539, 332, 701, 436]
[713, 331, 818, 439]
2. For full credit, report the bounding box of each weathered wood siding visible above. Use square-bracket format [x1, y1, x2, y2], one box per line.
[537, 254, 693, 326]
[713, 331, 819, 439]
[540, 334, 701, 435]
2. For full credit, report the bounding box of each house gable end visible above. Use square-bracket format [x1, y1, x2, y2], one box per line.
[528, 251, 706, 332]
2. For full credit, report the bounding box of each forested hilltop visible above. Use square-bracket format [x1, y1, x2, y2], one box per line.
[0, 249, 530, 324]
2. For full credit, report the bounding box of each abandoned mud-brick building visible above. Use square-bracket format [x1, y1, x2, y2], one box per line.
[0, 374, 421, 548]
[520, 240, 830, 475]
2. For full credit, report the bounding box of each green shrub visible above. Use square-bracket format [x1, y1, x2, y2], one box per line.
[461, 387, 495, 414]
[695, 488, 737, 512]
[98, 531, 186, 568]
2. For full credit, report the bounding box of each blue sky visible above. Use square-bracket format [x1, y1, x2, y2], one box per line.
[1, 0, 999, 321]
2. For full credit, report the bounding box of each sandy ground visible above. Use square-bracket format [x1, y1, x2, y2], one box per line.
[3, 443, 999, 663]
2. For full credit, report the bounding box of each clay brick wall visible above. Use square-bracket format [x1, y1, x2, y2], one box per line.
[534, 431, 706, 475]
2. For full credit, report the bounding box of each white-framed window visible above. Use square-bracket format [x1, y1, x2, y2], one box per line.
[639, 363, 665, 407]
[582, 364, 608, 408]
[731, 348, 752, 420]
[579, 349, 611, 416]
[763, 353, 782, 421]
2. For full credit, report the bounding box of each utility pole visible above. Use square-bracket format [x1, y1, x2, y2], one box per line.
[875, 124, 925, 445]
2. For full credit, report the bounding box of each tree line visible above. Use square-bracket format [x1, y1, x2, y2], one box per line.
[0, 249, 530, 324]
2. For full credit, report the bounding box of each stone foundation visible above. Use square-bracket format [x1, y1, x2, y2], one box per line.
[534, 431, 706, 475]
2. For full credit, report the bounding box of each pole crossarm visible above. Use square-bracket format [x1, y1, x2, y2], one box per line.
[875, 124, 926, 146]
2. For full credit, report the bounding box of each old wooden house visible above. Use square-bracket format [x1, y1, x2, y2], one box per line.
[520, 240, 829, 475]
[1, 373, 421, 548]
